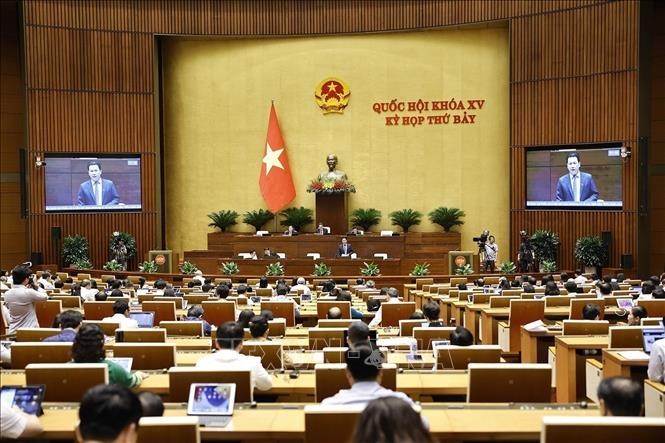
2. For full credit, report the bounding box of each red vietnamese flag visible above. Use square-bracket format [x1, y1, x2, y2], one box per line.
[259, 103, 296, 213]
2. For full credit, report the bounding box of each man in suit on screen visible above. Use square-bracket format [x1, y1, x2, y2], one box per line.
[76, 161, 120, 206]
[555, 152, 599, 202]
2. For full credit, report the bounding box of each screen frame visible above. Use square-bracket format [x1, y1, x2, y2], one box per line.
[43, 152, 143, 214]
[524, 141, 624, 211]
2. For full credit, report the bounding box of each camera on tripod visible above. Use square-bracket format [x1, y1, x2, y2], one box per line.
[473, 230, 490, 249]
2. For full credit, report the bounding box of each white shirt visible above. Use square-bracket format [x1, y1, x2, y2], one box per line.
[80, 287, 98, 302]
[321, 381, 414, 406]
[102, 313, 138, 329]
[291, 284, 311, 295]
[196, 349, 273, 391]
[574, 275, 587, 285]
[4, 284, 48, 333]
[37, 278, 54, 290]
[1, 407, 28, 439]
[368, 297, 400, 328]
[648, 338, 665, 382]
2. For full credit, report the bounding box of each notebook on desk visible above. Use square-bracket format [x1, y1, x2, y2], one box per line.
[187, 383, 236, 428]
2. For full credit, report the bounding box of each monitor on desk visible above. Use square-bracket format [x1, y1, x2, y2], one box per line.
[642, 328, 665, 354]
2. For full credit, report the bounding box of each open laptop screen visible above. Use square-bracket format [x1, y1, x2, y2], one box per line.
[1, 385, 45, 415]
[643, 328, 665, 354]
[129, 311, 154, 328]
[187, 383, 235, 416]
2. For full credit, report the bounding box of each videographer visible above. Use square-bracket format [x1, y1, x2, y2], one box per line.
[517, 230, 534, 273]
[483, 235, 498, 272]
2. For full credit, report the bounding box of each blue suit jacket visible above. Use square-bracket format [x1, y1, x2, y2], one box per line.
[77, 179, 120, 206]
[42, 328, 77, 342]
[555, 172, 598, 202]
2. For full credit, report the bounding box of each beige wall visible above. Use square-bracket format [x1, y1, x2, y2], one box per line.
[163, 27, 509, 260]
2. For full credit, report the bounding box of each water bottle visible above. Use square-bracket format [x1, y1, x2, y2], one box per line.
[409, 339, 417, 357]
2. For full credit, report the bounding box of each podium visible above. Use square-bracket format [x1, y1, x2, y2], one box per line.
[148, 250, 173, 273]
[448, 251, 479, 275]
[315, 193, 348, 236]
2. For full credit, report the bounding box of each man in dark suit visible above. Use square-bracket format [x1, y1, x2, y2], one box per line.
[77, 161, 120, 206]
[555, 152, 598, 202]
[336, 237, 354, 257]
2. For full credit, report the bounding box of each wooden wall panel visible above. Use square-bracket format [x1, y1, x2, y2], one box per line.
[16, 0, 645, 275]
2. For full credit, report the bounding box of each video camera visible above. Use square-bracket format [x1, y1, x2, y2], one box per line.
[473, 230, 490, 249]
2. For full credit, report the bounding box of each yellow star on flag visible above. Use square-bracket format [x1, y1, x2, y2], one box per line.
[262, 142, 284, 175]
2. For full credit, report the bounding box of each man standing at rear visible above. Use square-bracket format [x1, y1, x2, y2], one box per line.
[555, 152, 598, 202]
[4, 265, 48, 333]
[77, 161, 120, 206]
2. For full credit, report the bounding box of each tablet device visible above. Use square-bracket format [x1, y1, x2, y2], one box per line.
[187, 383, 235, 427]
[0, 385, 45, 416]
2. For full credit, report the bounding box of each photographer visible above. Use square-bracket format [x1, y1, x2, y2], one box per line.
[517, 230, 534, 273]
[483, 235, 498, 272]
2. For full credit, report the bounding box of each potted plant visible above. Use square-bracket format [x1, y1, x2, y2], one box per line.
[541, 260, 557, 273]
[313, 262, 332, 276]
[108, 231, 136, 271]
[574, 235, 607, 274]
[410, 262, 430, 276]
[428, 207, 465, 232]
[454, 264, 473, 275]
[242, 209, 274, 232]
[266, 262, 285, 276]
[103, 259, 123, 271]
[180, 261, 198, 275]
[279, 207, 314, 232]
[498, 261, 516, 274]
[350, 208, 382, 232]
[72, 258, 93, 270]
[207, 210, 239, 232]
[530, 230, 560, 269]
[220, 261, 239, 275]
[138, 260, 158, 273]
[63, 235, 90, 267]
[389, 209, 422, 233]
[360, 262, 381, 276]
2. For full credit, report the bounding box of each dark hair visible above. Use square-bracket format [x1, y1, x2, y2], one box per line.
[336, 291, 352, 303]
[642, 281, 654, 295]
[112, 299, 129, 314]
[457, 283, 468, 291]
[597, 376, 643, 416]
[276, 285, 288, 296]
[347, 322, 370, 347]
[110, 279, 122, 290]
[582, 303, 601, 320]
[528, 275, 537, 286]
[652, 287, 665, 299]
[566, 152, 581, 162]
[187, 304, 204, 318]
[327, 307, 342, 319]
[351, 397, 432, 443]
[54, 280, 64, 289]
[87, 160, 103, 171]
[78, 384, 142, 440]
[346, 345, 382, 382]
[94, 291, 108, 301]
[631, 306, 648, 320]
[321, 280, 335, 293]
[450, 326, 474, 346]
[249, 315, 269, 338]
[237, 309, 254, 329]
[154, 279, 167, 290]
[564, 280, 578, 293]
[259, 277, 269, 288]
[616, 272, 625, 282]
[215, 321, 244, 350]
[544, 281, 560, 296]
[260, 309, 274, 321]
[236, 284, 247, 295]
[58, 310, 82, 329]
[598, 283, 612, 295]
[409, 311, 425, 320]
[201, 283, 214, 293]
[367, 298, 381, 312]
[422, 302, 440, 321]
[216, 284, 230, 298]
[11, 265, 31, 285]
[138, 391, 164, 417]
[522, 283, 535, 293]
[110, 289, 124, 298]
[162, 287, 176, 297]
[72, 324, 105, 363]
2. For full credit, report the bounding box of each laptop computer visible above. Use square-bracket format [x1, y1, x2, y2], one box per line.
[1, 385, 46, 416]
[106, 357, 133, 372]
[187, 383, 236, 427]
[643, 328, 665, 354]
[129, 311, 155, 328]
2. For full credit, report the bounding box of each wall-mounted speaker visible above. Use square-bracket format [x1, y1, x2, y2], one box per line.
[601, 231, 612, 267]
[30, 252, 43, 266]
[50, 226, 61, 241]
[620, 254, 633, 269]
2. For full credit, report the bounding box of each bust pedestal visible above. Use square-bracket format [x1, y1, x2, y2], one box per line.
[315, 193, 348, 236]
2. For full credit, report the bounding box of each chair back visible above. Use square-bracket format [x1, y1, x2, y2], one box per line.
[256, 288, 273, 297]
[115, 328, 167, 343]
[11, 342, 73, 369]
[450, 277, 467, 286]
[168, 367, 252, 402]
[507, 299, 545, 352]
[35, 299, 62, 328]
[545, 296, 575, 307]
[416, 278, 434, 290]
[240, 341, 283, 370]
[317, 319, 362, 328]
[381, 302, 416, 327]
[138, 417, 200, 443]
[184, 294, 214, 305]
[137, 294, 157, 303]
[141, 301, 176, 324]
[413, 326, 456, 350]
[434, 345, 501, 369]
[322, 347, 349, 363]
[157, 296, 185, 309]
[112, 342, 176, 370]
[267, 319, 286, 337]
[489, 296, 519, 308]
[316, 301, 351, 319]
[309, 328, 347, 350]
[25, 363, 108, 401]
[201, 301, 236, 327]
[467, 363, 551, 402]
[15, 328, 61, 342]
[304, 405, 364, 443]
[160, 321, 205, 337]
[636, 299, 665, 317]
[569, 298, 606, 320]
[314, 362, 397, 402]
[83, 301, 115, 320]
[399, 319, 428, 336]
[49, 295, 81, 308]
[608, 326, 644, 349]
[261, 301, 296, 327]
[81, 320, 120, 336]
[562, 320, 609, 336]
[541, 416, 665, 443]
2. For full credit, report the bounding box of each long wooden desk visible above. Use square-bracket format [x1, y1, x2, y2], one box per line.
[520, 326, 561, 363]
[31, 402, 601, 441]
[602, 349, 649, 379]
[555, 335, 608, 403]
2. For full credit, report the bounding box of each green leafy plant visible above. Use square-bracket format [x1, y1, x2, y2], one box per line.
[350, 208, 382, 232]
[541, 260, 557, 273]
[428, 207, 465, 232]
[266, 262, 285, 276]
[72, 258, 93, 270]
[498, 261, 517, 274]
[180, 261, 198, 275]
[410, 262, 430, 276]
[109, 231, 136, 261]
[530, 230, 560, 263]
[220, 261, 239, 275]
[138, 260, 158, 273]
[313, 262, 332, 276]
[242, 209, 274, 232]
[360, 261, 381, 276]
[279, 207, 314, 232]
[103, 259, 123, 271]
[63, 235, 89, 267]
[207, 210, 239, 232]
[454, 264, 474, 275]
[574, 235, 607, 267]
[389, 209, 422, 233]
